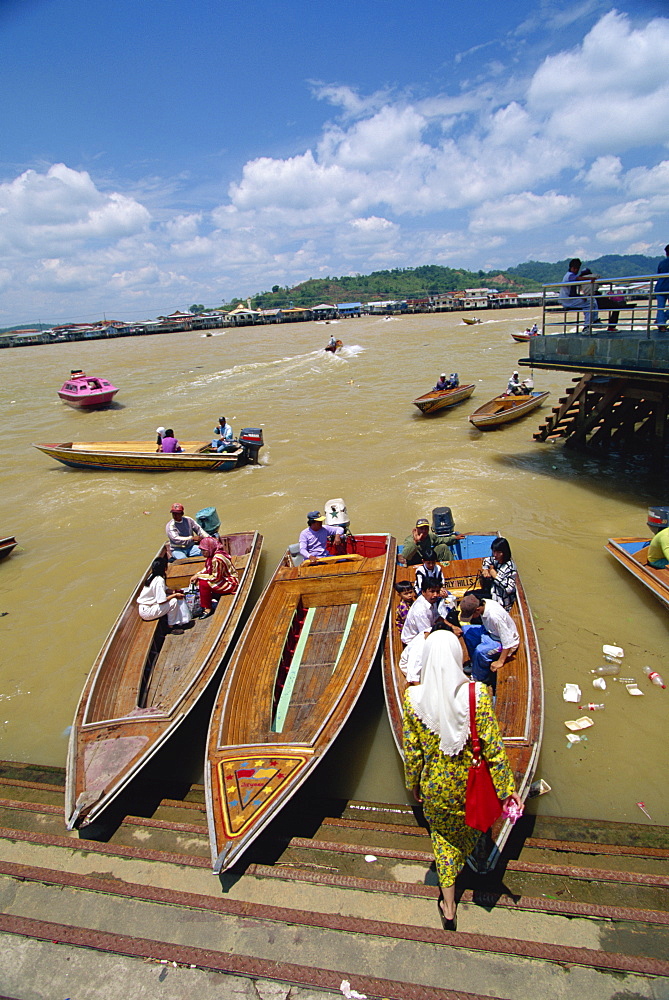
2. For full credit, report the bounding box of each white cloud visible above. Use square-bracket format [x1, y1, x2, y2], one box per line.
[0, 164, 150, 254]
[470, 191, 579, 233]
[582, 156, 623, 189]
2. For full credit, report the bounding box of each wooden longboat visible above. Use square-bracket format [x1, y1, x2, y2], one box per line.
[65, 531, 263, 829]
[32, 440, 255, 472]
[412, 383, 475, 415]
[382, 533, 543, 872]
[462, 316, 481, 325]
[0, 536, 18, 561]
[205, 533, 396, 873]
[606, 537, 669, 611]
[469, 391, 549, 430]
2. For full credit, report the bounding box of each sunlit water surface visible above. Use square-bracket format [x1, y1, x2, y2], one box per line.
[1, 310, 667, 825]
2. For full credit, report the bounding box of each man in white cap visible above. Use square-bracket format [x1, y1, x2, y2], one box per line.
[506, 371, 522, 395]
[298, 510, 344, 563]
[433, 373, 449, 391]
[155, 426, 167, 452]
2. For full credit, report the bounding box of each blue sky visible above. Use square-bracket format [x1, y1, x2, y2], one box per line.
[1, 0, 668, 324]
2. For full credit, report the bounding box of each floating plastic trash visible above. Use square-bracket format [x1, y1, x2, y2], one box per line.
[565, 716, 594, 731]
[591, 664, 620, 676]
[566, 733, 588, 745]
[626, 682, 644, 696]
[563, 683, 581, 703]
[603, 644, 624, 662]
[364, 855, 377, 862]
[637, 801, 653, 820]
[528, 778, 552, 797]
[592, 677, 607, 691]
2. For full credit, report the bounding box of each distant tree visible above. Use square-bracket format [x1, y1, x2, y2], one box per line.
[189, 303, 206, 314]
[272, 285, 280, 293]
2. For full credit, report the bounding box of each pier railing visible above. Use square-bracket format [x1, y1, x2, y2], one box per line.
[541, 273, 665, 338]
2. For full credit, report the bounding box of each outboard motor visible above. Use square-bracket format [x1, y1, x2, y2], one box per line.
[238, 427, 264, 464]
[648, 506, 669, 533]
[432, 506, 455, 535]
[196, 506, 221, 535]
[324, 498, 350, 531]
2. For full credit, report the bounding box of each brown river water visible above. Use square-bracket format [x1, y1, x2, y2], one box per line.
[1, 309, 667, 825]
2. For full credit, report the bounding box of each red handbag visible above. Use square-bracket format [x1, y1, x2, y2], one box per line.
[465, 682, 503, 832]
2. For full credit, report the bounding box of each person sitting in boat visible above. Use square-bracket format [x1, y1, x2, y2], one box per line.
[212, 416, 234, 452]
[414, 556, 446, 596]
[190, 537, 239, 618]
[480, 537, 517, 610]
[400, 518, 464, 566]
[401, 577, 442, 645]
[395, 580, 416, 635]
[458, 594, 519, 686]
[136, 554, 191, 635]
[434, 373, 449, 391]
[161, 429, 182, 453]
[328, 334, 337, 350]
[446, 373, 459, 389]
[647, 527, 669, 569]
[298, 510, 344, 564]
[530, 323, 538, 335]
[506, 371, 522, 395]
[166, 503, 205, 560]
[155, 426, 167, 452]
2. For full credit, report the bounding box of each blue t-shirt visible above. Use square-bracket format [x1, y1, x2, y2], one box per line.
[656, 256, 669, 294]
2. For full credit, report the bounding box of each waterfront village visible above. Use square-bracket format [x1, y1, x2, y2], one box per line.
[1, 286, 550, 349]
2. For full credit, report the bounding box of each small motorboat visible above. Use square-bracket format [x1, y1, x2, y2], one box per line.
[0, 536, 18, 561]
[606, 537, 669, 611]
[412, 383, 475, 415]
[32, 428, 264, 472]
[65, 531, 263, 829]
[469, 391, 549, 430]
[462, 316, 481, 325]
[324, 339, 343, 353]
[205, 533, 396, 873]
[382, 532, 543, 873]
[58, 371, 119, 408]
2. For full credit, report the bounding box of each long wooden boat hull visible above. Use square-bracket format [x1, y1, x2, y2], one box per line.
[382, 533, 543, 872]
[412, 384, 475, 414]
[0, 536, 17, 561]
[205, 534, 397, 872]
[33, 441, 249, 472]
[65, 531, 263, 828]
[469, 391, 549, 429]
[606, 537, 669, 610]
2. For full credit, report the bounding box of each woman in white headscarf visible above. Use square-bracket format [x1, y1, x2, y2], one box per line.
[403, 628, 520, 930]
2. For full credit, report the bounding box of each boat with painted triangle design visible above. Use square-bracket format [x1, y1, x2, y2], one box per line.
[205, 533, 396, 873]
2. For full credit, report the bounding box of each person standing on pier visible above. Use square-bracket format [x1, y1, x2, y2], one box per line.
[655, 244, 669, 334]
[558, 258, 600, 330]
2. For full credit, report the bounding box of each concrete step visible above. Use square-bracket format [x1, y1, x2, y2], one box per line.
[1, 762, 668, 998]
[0, 863, 667, 1000]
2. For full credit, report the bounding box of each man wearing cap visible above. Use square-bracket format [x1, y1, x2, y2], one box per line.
[298, 511, 344, 563]
[458, 594, 519, 684]
[212, 416, 234, 452]
[401, 517, 464, 566]
[166, 503, 206, 560]
[434, 373, 449, 391]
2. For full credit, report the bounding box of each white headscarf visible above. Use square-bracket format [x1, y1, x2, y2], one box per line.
[408, 630, 480, 756]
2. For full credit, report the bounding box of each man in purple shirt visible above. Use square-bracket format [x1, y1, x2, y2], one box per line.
[298, 510, 344, 563]
[161, 429, 182, 453]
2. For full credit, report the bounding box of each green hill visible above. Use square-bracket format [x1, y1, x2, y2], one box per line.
[506, 254, 660, 285]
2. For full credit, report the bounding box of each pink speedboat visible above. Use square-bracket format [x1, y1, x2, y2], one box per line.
[58, 370, 119, 409]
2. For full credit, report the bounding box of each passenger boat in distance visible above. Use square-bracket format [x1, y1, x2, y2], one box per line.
[412, 383, 475, 415]
[469, 391, 549, 430]
[205, 533, 396, 873]
[324, 339, 343, 353]
[58, 370, 119, 408]
[0, 536, 18, 561]
[462, 316, 481, 325]
[605, 537, 669, 611]
[382, 532, 543, 872]
[32, 428, 264, 472]
[65, 531, 263, 829]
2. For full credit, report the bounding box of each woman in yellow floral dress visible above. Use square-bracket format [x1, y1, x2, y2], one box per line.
[403, 628, 521, 930]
